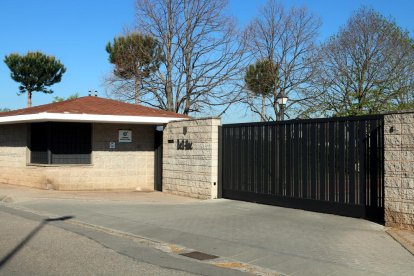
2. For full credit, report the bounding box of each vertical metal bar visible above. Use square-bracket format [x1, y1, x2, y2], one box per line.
[310, 122, 317, 199]
[246, 126, 251, 192]
[338, 121, 345, 203]
[379, 119, 385, 208]
[235, 127, 240, 192]
[348, 121, 356, 204]
[279, 124, 285, 196]
[294, 123, 300, 198]
[302, 123, 308, 198]
[370, 120, 378, 207]
[286, 123, 292, 197]
[329, 121, 336, 202]
[263, 125, 269, 194]
[275, 124, 280, 195]
[227, 128, 232, 191]
[242, 126, 249, 191]
[271, 125, 276, 195]
[252, 126, 257, 193]
[256, 125, 262, 194]
[320, 122, 326, 201]
[229, 128, 234, 191]
[358, 121, 367, 207]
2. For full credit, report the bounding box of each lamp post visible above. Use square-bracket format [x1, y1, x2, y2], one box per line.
[276, 92, 288, 121]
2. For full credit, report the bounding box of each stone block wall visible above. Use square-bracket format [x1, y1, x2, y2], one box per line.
[384, 113, 414, 230]
[0, 123, 155, 190]
[163, 118, 220, 199]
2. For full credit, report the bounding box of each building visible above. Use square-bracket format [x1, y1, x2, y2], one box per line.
[0, 96, 187, 191]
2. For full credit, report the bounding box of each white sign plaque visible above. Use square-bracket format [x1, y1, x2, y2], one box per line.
[119, 130, 132, 143]
[109, 142, 116, 149]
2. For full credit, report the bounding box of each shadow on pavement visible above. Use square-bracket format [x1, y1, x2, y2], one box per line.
[0, 215, 74, 268]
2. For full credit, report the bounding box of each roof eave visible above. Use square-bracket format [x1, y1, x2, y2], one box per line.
[0, 113, 188, 125]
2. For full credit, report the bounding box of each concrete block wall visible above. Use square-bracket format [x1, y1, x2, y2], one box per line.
[384, 113, 414, 230]
[163, 118, 220, 199]
[0, 123, 155, 191]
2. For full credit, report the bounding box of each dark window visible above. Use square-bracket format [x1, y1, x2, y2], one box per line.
[30, 122, 92, 164]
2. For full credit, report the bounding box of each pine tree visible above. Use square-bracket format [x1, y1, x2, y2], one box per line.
[4, 51, 66, 107]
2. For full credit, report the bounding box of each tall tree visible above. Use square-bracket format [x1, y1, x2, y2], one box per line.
[134, 0, 245, 115]
[4, 52, 66, 107]
[244, 60, 279, 121]
[244, 0, 321, 120]
[106, 32, 163, 104]
[306, 7, 414, 117]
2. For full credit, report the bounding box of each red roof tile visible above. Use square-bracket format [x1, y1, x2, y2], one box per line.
[0, 96, 189, 118]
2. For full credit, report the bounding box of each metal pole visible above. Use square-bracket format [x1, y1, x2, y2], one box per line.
[280, 104, 285, 121]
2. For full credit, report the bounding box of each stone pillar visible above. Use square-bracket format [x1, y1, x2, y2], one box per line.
[162, 118, 220, 199]
[384, 113, 414, 230]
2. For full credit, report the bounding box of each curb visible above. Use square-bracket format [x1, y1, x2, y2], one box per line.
[386, 228, 414, 256]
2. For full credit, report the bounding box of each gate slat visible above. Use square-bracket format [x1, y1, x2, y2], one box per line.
[338, 122, 346, 203]
[302, 123, 308, 198]
[294, 123, 300, 198]
[270, 125, 276, 195]
[320, 123, 326, 201]
[311, 123, 317, 200]
[286, 124, 292, 197]
[264, 125, 269, 194]
[370, 120, 378, 207]
[279, 124, 285, 196]
[348, 121, 356, 205]
[358, 121, 367, 206]
[329, 121, 336, 202]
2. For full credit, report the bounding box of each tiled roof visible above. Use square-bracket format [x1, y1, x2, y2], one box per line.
[0, 96, 188, 118]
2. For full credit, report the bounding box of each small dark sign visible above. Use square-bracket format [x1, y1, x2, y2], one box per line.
[177, 139, 193, 150]
[168, 139, 174, 143]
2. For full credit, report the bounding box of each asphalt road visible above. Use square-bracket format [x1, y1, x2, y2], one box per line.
[0, 207, 247, 276]
[1, 184, 414, 275]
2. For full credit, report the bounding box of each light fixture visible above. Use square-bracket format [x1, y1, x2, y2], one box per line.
[276, 92, 288, 121]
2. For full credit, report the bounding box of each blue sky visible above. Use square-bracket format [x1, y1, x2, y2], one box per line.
[1, 0, 413, 122]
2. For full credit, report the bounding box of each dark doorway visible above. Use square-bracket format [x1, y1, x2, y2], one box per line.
[154, 126, 163, 191]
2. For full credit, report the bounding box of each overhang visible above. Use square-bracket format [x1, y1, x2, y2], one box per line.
[0, 112, 187, 125]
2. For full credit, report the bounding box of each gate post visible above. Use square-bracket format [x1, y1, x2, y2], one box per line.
[162, 118, 221, 199]
[384, 112, 414, 230]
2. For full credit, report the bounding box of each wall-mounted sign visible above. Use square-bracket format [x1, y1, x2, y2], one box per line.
[177, 139, 193, 150]
[119, 130, 132, 143]
[109, 142, 116, 149]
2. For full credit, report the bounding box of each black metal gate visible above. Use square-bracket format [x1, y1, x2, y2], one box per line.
[221, 115, 384, 221]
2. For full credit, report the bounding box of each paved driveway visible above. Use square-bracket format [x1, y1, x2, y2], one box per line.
[1, 184, 413, 275]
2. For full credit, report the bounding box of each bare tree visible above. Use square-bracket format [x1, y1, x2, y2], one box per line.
[243, 0, 321, 120]
[306, 7, 414, 117]
[134, 0, 246, 115]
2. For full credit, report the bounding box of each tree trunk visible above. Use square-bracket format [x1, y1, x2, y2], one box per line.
[166, 0, 174, 112]
[183, 0, 192, 115]
[261, 94, 265, 122]
[27, 90, 32, 108]
[134, 77, 141, 104]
